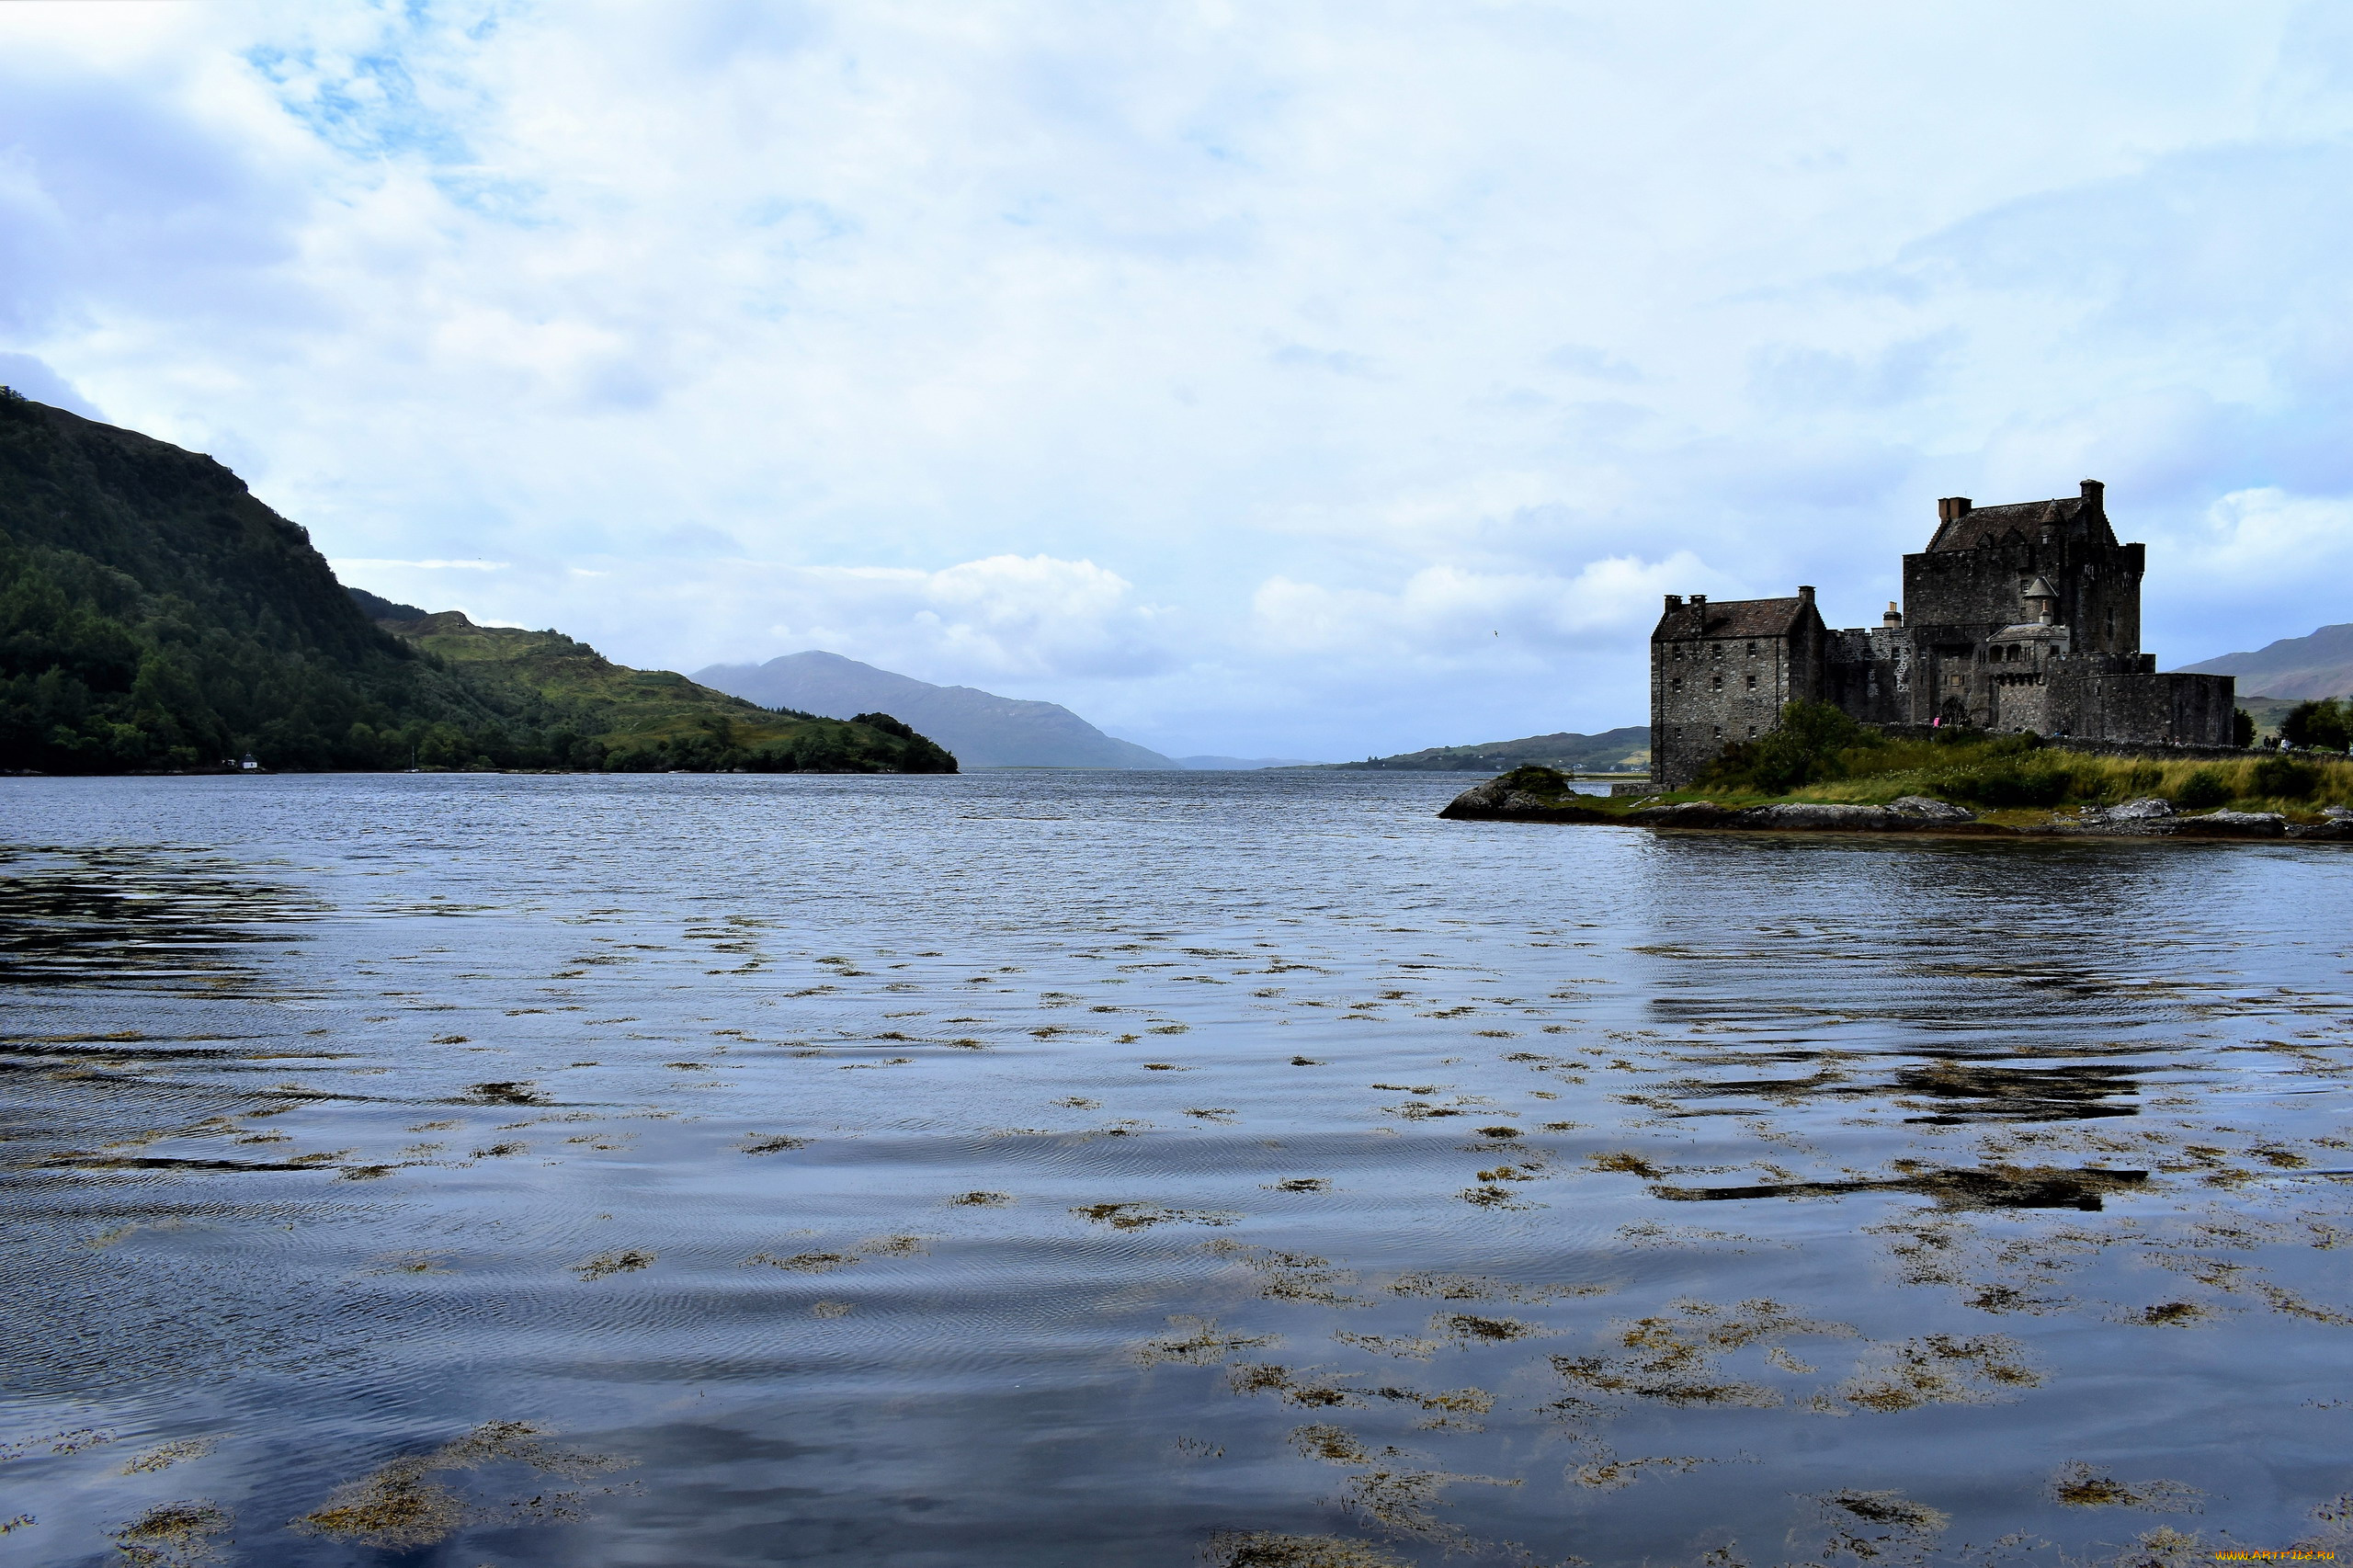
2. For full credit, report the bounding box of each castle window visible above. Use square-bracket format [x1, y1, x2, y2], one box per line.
[1711, 643, 1723, 659]
[1711, 674, 1722, 691]
[1746, 642, 1757, 655]
[1712, 725, 1722, 740]
[1747, 724, 1757, 737]
[1672, 644, 1683, 660]
[1670, 676, 1683, 691]
[1745, 674, 1756, 689]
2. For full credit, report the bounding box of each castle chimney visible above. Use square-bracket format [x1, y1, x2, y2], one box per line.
[1664, 593, 1684, 611]
[1937, 496, 1973, 523]
[1882, 601, 1903, 628]
[2080, 479, 2105, 513]
[1689, 594, 1708, 623]
[1798, 585, 1815, 606]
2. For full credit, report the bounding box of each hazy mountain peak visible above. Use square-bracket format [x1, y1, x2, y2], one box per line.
[2181, 623, 2353, 699]
[694, 651, 1176, 769]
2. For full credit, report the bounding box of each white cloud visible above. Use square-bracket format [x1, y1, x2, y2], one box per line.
[4, 1, 2348, 755]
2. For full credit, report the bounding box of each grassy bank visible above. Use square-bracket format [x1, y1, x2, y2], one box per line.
[1505, 703, 2353, 824]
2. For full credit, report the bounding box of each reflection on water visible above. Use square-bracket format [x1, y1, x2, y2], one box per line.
[2, 771, 2350, 1564]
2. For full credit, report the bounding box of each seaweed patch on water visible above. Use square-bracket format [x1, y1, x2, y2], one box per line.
[1277, 1426, 1518, 1548]
[1431, 1312, 1550, 1346]
[2122, 1301, 2213, 1327]
[295, 1421, 628, 1550]
[1617, 1221, 1779, 1252]
[1792, 1489, 1949, 1566]
[948, 1190, 1010, 1206]
[1206, 1242, 1366, 1305]
[1459, 1183, 1538, 1210]
[457, 1082, 547, 1107]
[109, 1500, 232, 1566]
[2048, 1460, 2203, 1511]
[748, 1250, 858, 1273]
[1366, 1383, 1495, 1429]
[1334, 1330, 1442, 1359]
[1388, 1271, 1603, 1303]
[740, 1133, 809, 1154]
[858, 1233, 931, 1256]
[1137, 1315, 1280, 1367]
[1199, 1530, 1406, 1568]
[1824, 1334, 2041, 1413]
[1341, 1460, 1520, 1545]
[572, 1249, 655, 1280]
[120, 1438, 215, 1474]
[1074, 1201, 1239, 1230]
[1552, 1299, 1856, 1416]
[1570, 1452, 1713, 1491]
[2, 1427, 116, 1459]
[1227, 1363, 1362, 1408]
[1864, 1213, 2105, 1315]
[1288, 1423, 1382, 1464]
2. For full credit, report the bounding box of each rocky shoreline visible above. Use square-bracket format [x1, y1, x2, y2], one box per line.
[1439, 778, 2353, 840]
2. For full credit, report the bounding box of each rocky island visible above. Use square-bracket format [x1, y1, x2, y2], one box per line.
[1441, 708, 2353, 841]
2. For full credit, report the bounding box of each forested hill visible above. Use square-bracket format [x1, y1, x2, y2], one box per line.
[1324, 725, 1651, 773]
[0, 390, 952, 775]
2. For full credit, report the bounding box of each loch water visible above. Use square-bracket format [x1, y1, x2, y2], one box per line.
[3, 769, 2351, 1566]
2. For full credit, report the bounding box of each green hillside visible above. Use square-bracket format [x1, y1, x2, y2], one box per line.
[1325, 725, 1651, 774]
[0, 389, 951, 775]
[369, 608, 954, 773]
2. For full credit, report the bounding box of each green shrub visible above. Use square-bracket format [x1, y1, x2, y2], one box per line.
[2282, 698, 2350, 752]
[2250, 755, 2318, 800]
[1699, 701, 1882, 794]
[1932, 757, 2076, 809]
[1495, 764, 1569, 798]
[2175, 767, 2230, 809]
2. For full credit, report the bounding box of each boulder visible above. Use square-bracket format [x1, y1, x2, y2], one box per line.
[2175, 810, 2287, 837]
[2082, 796, 2176, 824]
[1888, 796, 1975, 822]
[1439, 778, 1510, 816]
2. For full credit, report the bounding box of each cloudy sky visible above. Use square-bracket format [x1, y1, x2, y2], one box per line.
[4, 2, 2349, 758]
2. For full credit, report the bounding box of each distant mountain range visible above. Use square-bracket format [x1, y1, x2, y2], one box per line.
[1175, 755, 1316, 770]
[696, 651, 1180, 769]
[2183, 623, 2353, 700]
[1325, 726, 1651, 773]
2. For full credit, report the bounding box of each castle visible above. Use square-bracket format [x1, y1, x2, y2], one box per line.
[1648, 482, 2237, 788]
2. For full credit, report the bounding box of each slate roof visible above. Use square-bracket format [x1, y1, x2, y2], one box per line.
[1927, 495, 2115, 552]
[1654, 596, 1817, 641]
